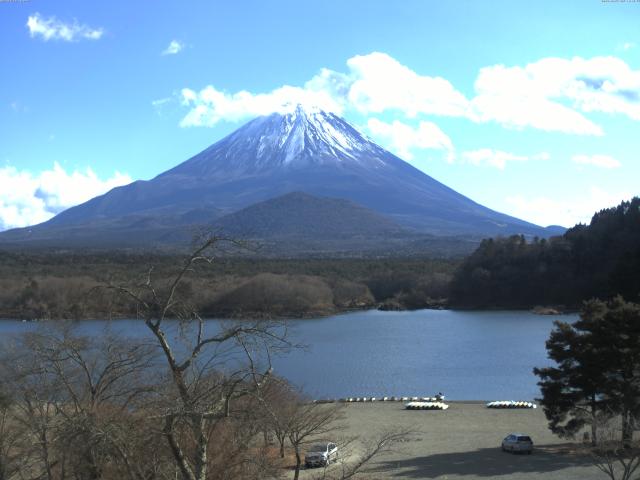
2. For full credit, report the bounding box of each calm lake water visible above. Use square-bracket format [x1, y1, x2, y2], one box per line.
[0, 309, 576, 401]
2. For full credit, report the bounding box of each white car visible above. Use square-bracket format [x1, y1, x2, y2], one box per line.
[501, 433, 533, 454]
[305, 442, 338, 467]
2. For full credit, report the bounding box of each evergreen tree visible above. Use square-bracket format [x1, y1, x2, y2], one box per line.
[534, 319, 606, 445]
[578, 297, 640, 445]
[535, 297, 640, 446]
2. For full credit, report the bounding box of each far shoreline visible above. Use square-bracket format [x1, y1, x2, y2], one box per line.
[0, 304, 577, 322]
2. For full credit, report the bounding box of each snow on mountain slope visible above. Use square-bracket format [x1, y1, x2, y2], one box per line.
[161, 105, 388, 177]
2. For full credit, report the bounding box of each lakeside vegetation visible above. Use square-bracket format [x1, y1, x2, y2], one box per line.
[0, 253, 456, 320]
[1, 198, 638, 320]
[0, 239, 408, 480]
[1, 240, 638, 479]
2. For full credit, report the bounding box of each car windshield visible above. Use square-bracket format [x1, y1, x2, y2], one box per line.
[517, 436, 532, 442]
[309, 444, 327, 452]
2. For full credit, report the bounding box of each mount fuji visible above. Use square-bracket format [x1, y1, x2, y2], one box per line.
[0, 105, 561, 252]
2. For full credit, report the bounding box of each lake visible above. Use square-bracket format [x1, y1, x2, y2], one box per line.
[0, 309, 575, 401]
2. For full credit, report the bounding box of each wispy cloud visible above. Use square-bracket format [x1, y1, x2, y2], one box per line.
[462, 149, 549, 170]
[177, 52, 640, 138]
[26, 12, 104, 42]
[572, 154, 621, 169]
[9, 101, 29, 113]
[366, 118, 454, 162]
[0, 163, 130, 231]
[162, 40, 184, 56]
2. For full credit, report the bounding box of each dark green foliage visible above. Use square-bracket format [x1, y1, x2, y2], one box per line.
[451, 198, 640, 308]
[534, 319, 606, 444]
[534, 297, 640, 445]
[578, 297, 640, 444]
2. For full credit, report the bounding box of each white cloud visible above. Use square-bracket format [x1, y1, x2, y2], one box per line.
[179, 85, 345, 127]
[367, 118, 454, 161]
[572, 154, 621, 169]
[345, 52, 471, 118]
[461, 149, 549, 170]
[471, 63, 602, 136]
[0, 163, 131, 231]
[178, 52, 470, 127]
[621, 42, 636, 51]
[152, 97, 171, 107]
[504, 187, 633, 227]
[26, 13, 103, 42]
[162, 40, 184, 55]
[471, 56, 640, 135]
[178, 53, 640, 139]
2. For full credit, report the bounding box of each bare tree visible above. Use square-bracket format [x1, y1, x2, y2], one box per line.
[0, 388, 28, 480]
[286, 402, 345, 480]
[299, 427, 418, 480]
[256, 377, 300, 459]
[100, 234, 291, 480]
[0, 325, 164, 480]
[589, 414, 640, 480]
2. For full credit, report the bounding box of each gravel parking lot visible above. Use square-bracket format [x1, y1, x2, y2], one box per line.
[299, 401, 602, 480]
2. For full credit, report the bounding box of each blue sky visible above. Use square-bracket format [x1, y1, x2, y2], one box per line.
[1, 0, 639, 230]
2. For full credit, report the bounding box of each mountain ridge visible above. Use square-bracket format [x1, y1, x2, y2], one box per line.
[0, 105, 562, 252]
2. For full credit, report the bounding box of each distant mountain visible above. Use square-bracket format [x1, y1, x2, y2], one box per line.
[215, 191, 402, 239]
[0, 105, 561, 252]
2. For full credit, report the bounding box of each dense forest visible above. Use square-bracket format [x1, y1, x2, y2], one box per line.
[450, 197, 640, 309]
[0, 253, 456, 320]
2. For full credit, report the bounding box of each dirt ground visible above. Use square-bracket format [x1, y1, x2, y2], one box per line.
[298, 401, 603, 480]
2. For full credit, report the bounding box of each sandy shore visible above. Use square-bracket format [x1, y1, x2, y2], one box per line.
[298, 401, 601, 479]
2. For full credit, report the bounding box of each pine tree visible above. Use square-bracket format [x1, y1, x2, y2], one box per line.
[534, 297, 640, 446]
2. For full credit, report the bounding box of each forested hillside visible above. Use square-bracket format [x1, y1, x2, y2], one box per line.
[450, 198, 640, 308]
[0, 254, 456, 319]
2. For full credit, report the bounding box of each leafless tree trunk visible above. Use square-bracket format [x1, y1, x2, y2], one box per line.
[589, 414, 640, 480]
[99, 234, 291, 480]
[302, 428, 417, 480]
[1, 325, 162, 480]
[0, 391, 27, 480]
[286, 402, 344, 480]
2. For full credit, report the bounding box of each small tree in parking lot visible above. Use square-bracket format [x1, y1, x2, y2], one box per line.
[287, 401, 345, 480]
[588, 413, 640, 480]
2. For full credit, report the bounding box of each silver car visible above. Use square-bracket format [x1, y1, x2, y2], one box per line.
[501, 433, 533, 454]
[305, 442, 338, 467]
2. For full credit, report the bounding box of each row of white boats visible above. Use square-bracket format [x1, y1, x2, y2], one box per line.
[313, 397, 537, 410]
[314, 396, 445, 404]
[486, 400, 537, 409]
[405, 401, 449, 410]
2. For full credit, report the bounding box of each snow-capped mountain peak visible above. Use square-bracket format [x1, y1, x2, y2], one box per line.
[165, 104, 388, 177]
[15, 105, 553, 243]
